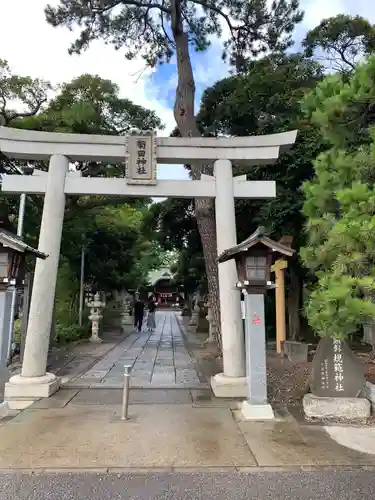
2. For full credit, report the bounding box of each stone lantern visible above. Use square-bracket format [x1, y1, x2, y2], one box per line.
[121, 292, 133, 329]
[0, 230, 47, 365]
[205, 305, 216, 344]
[188, 291, 200, 329]
[218, 226, 294, 420]
[86, 292, 106, 343]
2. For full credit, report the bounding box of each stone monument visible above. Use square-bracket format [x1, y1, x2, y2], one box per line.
[310, 338, 365, 398]
[304, 337, 370, 420]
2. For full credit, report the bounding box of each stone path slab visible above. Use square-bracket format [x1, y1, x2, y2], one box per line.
[69, 389, 193, 405]
[64, 311, 207, 389]
[236, 417, 375, 467]
[0, 405, 255, 469]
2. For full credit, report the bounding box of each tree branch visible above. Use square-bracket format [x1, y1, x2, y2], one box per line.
[6, 98, 48, 123]
[160, 0, 174, 46]
[192, 0, 236, 35]
[91, 0, 170, 15]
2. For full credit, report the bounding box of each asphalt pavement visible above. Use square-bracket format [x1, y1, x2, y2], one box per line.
[1, 471, 375, 499]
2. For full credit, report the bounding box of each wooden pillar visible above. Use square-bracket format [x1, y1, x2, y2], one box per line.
[271, 259, 288, 354]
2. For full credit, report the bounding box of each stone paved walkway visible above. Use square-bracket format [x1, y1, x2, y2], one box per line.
[64, 311, 208, 389]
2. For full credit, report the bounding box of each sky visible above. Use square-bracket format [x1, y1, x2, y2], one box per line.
[1, 0, 374, 181]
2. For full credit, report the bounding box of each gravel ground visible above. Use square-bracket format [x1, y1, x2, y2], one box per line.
[1, 471, 375, 500]
[266, 352, 310, 408]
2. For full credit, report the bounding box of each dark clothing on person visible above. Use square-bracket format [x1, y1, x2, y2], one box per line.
[147, 299, 156, 330]
[134, 300, 145, 332]
[148, 301, 156, 313]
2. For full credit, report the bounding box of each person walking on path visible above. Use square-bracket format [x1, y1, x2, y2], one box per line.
[147, 296, 157, 331]
[133, 296, 145, 332]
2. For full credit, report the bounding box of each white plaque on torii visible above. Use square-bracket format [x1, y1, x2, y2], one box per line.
[125, 130, 157, 186]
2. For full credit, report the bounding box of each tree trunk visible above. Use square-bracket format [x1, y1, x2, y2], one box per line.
[171, 0, 221, 348]
[287, 267, 301, 341]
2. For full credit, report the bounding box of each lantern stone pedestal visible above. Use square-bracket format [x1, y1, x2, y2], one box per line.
[188, 303, 200, 331]
[121, 295, 132, 329]
[241, 291, 274, 420]
[0, 290, 13, 366]
[87, 292, 106, 343]
[204, 307, 216, 344]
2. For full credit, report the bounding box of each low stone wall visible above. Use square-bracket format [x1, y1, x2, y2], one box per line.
[362, 381, 375, 410]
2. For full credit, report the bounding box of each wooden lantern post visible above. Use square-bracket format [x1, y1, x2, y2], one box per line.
[271, 259, 288, 354]
[271, 236, 293, 355]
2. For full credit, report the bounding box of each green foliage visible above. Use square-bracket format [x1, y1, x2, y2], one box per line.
[302, 59, 375, 150]
[61, 204, 163, 292]
[198, 53, 324, 247]
[13, 319, 21, 345]
[146, 198, 206, 293]
[0, 60, 52, 234]
[198, 53, 323, 136]
[45, 0, 303, 72]
[55, 322, 90, 344]
[18, 73, 162, 136]
[305, 275, 375, 340]
[302, 14, 375, 72]
[0, 63, 165, 343]
[0, 59, 51, 126]
[302, 56, 375, 339]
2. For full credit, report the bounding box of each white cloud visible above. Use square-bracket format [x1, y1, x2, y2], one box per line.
[302, 0, 345, 28]
[0, 0, 176, 134]
[1, 0, 190, 179]
[302, 0, 375, 29]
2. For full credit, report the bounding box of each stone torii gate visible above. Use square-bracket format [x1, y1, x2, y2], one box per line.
[0, 126, 296, 408]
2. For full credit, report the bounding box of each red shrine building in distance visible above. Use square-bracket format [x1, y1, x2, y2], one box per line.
[147, 267, 184, 308]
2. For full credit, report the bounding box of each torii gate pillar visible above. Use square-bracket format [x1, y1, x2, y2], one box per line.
[212, 160, 246, 397]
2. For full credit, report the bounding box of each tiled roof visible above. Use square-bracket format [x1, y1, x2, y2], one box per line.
[0, 229, 47, 259]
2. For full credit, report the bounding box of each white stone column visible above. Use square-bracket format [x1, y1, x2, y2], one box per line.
[5, 154, 69, 409]
[211, 159, 246, 398]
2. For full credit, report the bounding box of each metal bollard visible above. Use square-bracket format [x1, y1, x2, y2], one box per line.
[121, 365, 132, 420]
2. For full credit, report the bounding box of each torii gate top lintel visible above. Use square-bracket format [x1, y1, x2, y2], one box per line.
[0, 126, 297, 165]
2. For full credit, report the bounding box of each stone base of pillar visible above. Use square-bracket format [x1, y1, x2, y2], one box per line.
[204, 335, 216, 345]
[90, 338, 103, 344]
[89, 335, 103, 344]
[211, 372, 247, 398]
[0, 401, 9, 417]
[188, 312, 199, 327]
[240, 400, 274, 421]
[4, 372, 60, 410]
